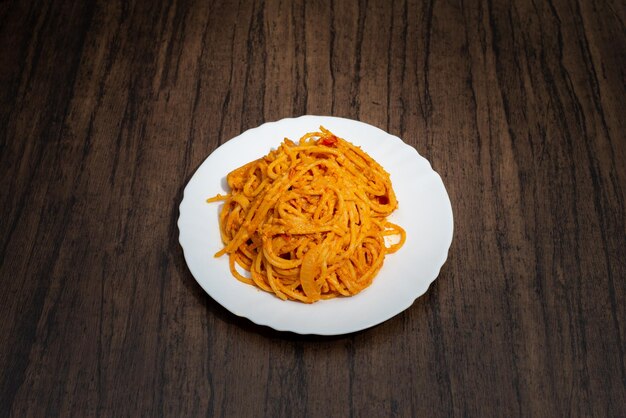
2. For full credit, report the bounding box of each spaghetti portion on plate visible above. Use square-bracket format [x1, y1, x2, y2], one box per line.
[207, 127, 405, 303]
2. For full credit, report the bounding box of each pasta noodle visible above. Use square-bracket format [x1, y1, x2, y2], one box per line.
[207, 126, 406, 303]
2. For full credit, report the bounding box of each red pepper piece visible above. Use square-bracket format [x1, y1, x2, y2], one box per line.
[319, 135, 338, 146]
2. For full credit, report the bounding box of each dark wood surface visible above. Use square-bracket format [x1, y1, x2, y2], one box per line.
[1, 0, 624, 416]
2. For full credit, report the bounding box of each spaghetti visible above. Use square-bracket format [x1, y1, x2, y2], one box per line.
[207, 127, 405, 303]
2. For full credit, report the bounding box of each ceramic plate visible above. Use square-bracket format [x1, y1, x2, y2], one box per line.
[178, 115, 453, 335]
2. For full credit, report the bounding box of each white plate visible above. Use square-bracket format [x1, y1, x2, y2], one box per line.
[178, 116, 453, 335]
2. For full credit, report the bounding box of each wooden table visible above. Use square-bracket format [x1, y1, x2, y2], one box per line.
[1, 1, 624, 416]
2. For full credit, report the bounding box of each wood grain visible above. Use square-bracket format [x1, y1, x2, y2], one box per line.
[0, 0, 624, 416]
